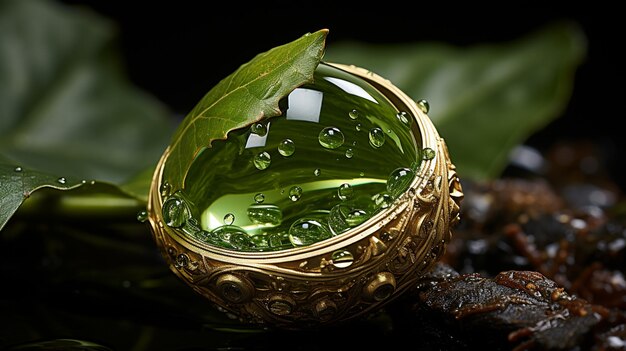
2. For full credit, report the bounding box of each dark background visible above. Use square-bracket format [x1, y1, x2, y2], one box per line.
[58, 2, 626, 191]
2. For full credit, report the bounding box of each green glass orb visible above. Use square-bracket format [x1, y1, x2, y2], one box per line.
[164, 63, 422, 251]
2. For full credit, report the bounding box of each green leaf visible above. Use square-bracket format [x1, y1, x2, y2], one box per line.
[0, 0, 175, 229]
[1, 161, 151, 231]
[0, 163, 84, 231]
[325, 23, 586, 180]
[0, 0, 173, 184]
[163, 29, 328, 190]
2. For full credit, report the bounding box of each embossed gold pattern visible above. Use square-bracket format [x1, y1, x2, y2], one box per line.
[147, 63, 463, 328]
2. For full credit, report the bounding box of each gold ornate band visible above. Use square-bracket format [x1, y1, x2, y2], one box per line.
[147, 63, 463, 328]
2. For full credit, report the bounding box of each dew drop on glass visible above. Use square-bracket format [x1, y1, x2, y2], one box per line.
[318, 127, 344, 149]
[14, 166, 22, 172]
[251, 122, 267, 136]
[328, 204, 350, 235]
[289, 186, 303, 201]
[314, 168, 321, 177]
[345, 209, 368, 227]
[331, 250, 354, 268]
[355, 123, 362, 132]
[289, 218, 331, 246]
[224, 213, 235, 225]
[422, 147, 436, 160]
[254, 193, 265, 203]
[269, 231, 292, 250]
[228, 232, 255, 250]
[396, 111, 411, 126]
[338, 183, 353, 200]
[345, 148, 354, 159]
[212, 225, 253, 250]
[247, 204, 283, 225]
[57, 177, 66, 184]
[417, 99, 430, 114]
[250, 234, 270, 249]
[136, 210, 148, 223]
[373, 192, 394, 210]
[162, 195, 190, 228]
[328, 204, 369, 235]
[160, 182, 171, 198]
[369, 127, 385, 148]
[254, 151, 271, 170]
[348, 109, 359, 120]
[387, 167, 414, 199]
[278, 139, 295, 157]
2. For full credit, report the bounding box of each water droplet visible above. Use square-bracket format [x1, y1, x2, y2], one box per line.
[247, 204, 283, 225]
[289, 186, 302, 201]
[228, 232, 254, 250]
[224, 213, 235, 225]
[328, 204, 350, 235]
[278, 139, 295, 157]
[57, 177, 66, 184]
[372, 193, 394, 209]
[346, 209, 368, 227]
[318, 127, 344, 149]
[369, 127, 385, 148]
[345, 148, 354, 159]
[314, 168, 321, 177]
[250, 234, 270, 249]
[337, 183, 353, 201]
[359, 172, 365, 177]
[422, 147, 436, 160]
[254, 151, 271, 170]
[331, 250, 354, 268]
[328, 204, 370, 235]
[81, 180, 87, 184]
[348, 109, 359, 120]
[387, 167, 414, 198]
[136, 210, 148, 223]
[212, 225, 253, 250]
[251, 122, 267, 136]
[289, 218, 331, 246]
[14, 166, 22, 172]
[160, 182, 171, 197]
[254, 193, 265, 203]
[355, 123, 362, 132]
[417, 99, 430, 114]
[162, 194, 191, 228]
[269, 231, 293, 249]
[396, 111, 411, 125]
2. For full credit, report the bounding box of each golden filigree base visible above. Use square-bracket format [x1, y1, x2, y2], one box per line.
[147, 63, 463, 328]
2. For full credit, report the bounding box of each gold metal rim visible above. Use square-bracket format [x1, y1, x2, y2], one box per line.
[146, 62, 463, 327]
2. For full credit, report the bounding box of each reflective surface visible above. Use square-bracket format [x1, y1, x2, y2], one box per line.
[168, 63, 421, 251]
